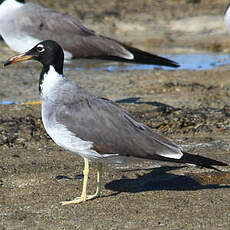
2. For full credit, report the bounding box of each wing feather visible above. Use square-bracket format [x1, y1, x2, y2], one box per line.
[55, 95, 183, 160]
[15, 3, 132, 59]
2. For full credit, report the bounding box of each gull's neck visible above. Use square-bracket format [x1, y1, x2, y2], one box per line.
[39, 65, 65, 96]
[0, 0, 24, 16]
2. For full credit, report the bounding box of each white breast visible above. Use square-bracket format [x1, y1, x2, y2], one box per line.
[0, 0, 72, 59]
[0, 0, 33, 53]
[225, 6, 230, 33]
[41, 66, 102, 160]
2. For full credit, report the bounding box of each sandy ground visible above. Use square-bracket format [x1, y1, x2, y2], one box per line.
[1, 0, 230, 229]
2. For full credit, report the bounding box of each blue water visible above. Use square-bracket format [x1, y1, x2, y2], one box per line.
[64, 53, 230, 72]
[166, 53, 230, 71]
[0, 100, 18, 105]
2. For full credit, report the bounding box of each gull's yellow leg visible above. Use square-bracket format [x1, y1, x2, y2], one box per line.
[61, 159, 103, 205]
[96, 162, 102, 196]
[85, 162, 103, 200]
[61, 158, 90, 205]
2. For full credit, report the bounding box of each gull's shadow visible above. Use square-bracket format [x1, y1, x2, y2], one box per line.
[105, 166, 230, 193]
[115, 97, 180, 112]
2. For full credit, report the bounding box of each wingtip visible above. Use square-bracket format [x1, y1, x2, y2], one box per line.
[158, 59, 180, 68]
[181, 151, 228, 170]
[171, 62, 180, 68]
[116, 42, 181, 68]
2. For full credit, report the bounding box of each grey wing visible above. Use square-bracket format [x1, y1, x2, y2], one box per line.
[16, 3, 133, 59]
[55, 97, 183, 160]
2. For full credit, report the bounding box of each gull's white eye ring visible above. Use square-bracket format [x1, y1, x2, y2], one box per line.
[36, 44, 45, 52]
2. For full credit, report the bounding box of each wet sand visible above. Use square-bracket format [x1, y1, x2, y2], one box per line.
[0, 0, 230, 229]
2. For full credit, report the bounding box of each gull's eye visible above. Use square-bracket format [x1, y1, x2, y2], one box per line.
[36, 44, 45, 53]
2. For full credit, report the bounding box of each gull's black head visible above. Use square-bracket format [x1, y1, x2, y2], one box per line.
[4, 40, 64, 74]
[26, 40, 64, 74]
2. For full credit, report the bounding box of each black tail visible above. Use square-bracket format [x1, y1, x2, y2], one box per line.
[179, 151, 228, 171]
[146, 151, 227, 171]
[99, 42, 180, 68]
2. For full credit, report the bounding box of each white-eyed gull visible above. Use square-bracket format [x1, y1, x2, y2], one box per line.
[0, 0, 179, 67]
[4, 40, 227, 205]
